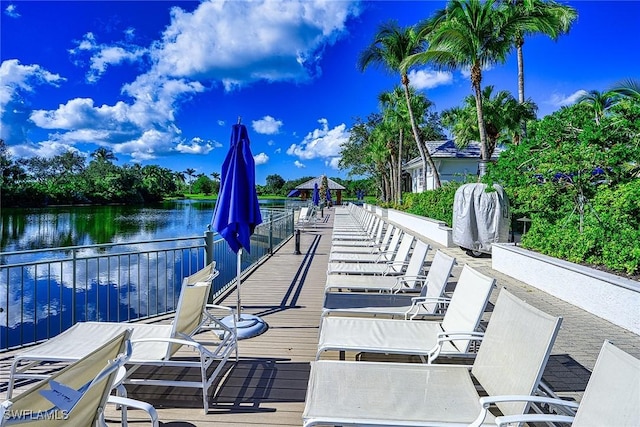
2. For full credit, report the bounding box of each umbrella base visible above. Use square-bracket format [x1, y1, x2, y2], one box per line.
[221, 314, 268, 339]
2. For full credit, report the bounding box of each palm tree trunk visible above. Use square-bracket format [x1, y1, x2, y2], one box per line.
[397, 128, 403, 204]
[517, 40, 528, 141]
[517, 42, 525, 104]
[402, 81, 441, 189]
[473, 83, 489, 179]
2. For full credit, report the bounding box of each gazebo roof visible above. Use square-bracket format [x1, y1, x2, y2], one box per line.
[296, 176, 345, 191]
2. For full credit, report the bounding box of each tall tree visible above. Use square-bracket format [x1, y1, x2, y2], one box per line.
[610, 78, 640, 100]
[443, 86, 537, 158]
[577, 89, 619, 125]
[504, 0, 577, 103]
[183, 168, 196, 193]
[408, 0, 532, 176]
[358, 21, 442, 189]
[90, 147, 117, 163]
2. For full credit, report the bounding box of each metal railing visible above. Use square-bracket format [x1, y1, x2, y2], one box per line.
[0, 209, 294, 351]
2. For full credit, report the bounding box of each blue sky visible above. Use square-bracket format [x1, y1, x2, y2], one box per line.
[1, 1, 638, 185]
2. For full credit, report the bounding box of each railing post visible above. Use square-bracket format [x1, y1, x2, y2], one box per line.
[72, 249, 77, 324]
[205, 228, 214, 266]
[269, 218, 273, 255]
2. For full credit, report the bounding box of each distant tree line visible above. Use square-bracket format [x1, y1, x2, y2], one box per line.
[0, 145, 217, 207]
[0, 143, 374, 207]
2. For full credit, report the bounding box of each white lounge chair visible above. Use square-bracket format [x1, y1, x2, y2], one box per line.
[329, 220, 388, 249]
[492, 340, 640, 427]
[303, 289, 563, 426]
[322, 250, 456, 319]
[329, 227, 403, 262]
[332, 215, 381, 241]
[1, 330, 141, 426]
[324, 239, 431, 293]
[316, 264, 495, 362]
[327, 234, 415, 275]
[7, 262, 236, 414]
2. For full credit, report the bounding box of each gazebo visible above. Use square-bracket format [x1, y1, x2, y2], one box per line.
[296, 176, 345, 205]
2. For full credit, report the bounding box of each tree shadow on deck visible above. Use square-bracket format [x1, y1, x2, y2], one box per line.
[125, 357, 310, 414]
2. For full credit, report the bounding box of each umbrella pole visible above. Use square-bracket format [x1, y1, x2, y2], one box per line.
[236, 248, 242, 321]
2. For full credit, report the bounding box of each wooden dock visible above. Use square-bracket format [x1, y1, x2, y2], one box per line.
[2, 206, 639, 426]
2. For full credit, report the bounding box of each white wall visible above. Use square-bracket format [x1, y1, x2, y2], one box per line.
[493, 243, 640, 334]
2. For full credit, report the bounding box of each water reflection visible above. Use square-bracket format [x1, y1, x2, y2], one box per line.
[0, 199, 286, 349]
[0, 199, 283, 251]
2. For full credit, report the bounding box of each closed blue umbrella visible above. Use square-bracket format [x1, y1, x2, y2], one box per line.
[326, 187, 332, 205]
[312, 182, 320, 206]
[212, 120, 266, 338]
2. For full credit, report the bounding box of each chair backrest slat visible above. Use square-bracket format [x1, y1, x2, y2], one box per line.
[418, 250, 456, 312]
[391, 234, 414, 264]
[440, 265, 494, 350]
[574, 340, 640, 426]
[2, 330, 131, 426]
[472, 289, 562, 418]
[168, 262, 218, 357]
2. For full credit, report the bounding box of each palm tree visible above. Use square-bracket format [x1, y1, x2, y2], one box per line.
[90, 147, 117, 163]
[504, 0, 577, 104]
[408, 0, 530, 176]
[358, 21, 442, 189]
[443, 86, 537, 158]
[378, 87, 406, 204]
[577, 89, 619, 125]
[183, 168, 196, 193]
[609, 78, 640, 100]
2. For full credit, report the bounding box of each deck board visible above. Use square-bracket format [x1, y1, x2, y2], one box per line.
[2, 205, 639, 426]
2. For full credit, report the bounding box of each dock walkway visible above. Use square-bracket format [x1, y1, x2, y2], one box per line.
[2, 206, 639, 426]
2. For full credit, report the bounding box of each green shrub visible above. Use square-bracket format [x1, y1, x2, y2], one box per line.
[402, 181, 463, 227]
[487, 100, 640, 276]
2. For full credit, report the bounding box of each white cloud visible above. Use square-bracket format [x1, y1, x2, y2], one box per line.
[326, 157, 341, 170]
[8, 140, 82, 160]
[0, 60, 66, 142]
[4, 4, 19, 18]
[150, 0, 360, 89]
[175, 137, 218, 155]
[408, 69, 453, 90]
[294, 160, 306, 168]
[3, 0, 360, 165]
[267, 140, 276, 146]
[286, 118, 349, 160]
[254, 152, 269, 165]
[274, 147, 282, 154]
[548, 90, 587, 107]
[252, 116, 283, 135]
[0, 59, 65, 116]
[70, 32, 146, 83]
[217, 120, 225, 126]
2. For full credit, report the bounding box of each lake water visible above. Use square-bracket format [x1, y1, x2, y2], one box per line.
[0, 199, 284, 252]
[0, 199, 287, 349]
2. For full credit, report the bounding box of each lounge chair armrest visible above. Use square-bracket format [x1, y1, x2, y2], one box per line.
[131, 337, 205, 353]
[426, 332, 484, 363]
[107, 395, 159, 427]
[410, 296, 450, 303]
[479, 394, 580, 410]
[205, 304, 234, 315]
[470, 395, 579, 427]
[435, 331, 484, 345]
[390, 275, 428, 292]
[404, 297, 450, 320]
[494, 413, 575, 426]
[382, 261, 408, 275]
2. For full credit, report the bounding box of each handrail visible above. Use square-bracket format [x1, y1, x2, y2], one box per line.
[0, 209, 294, 351]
